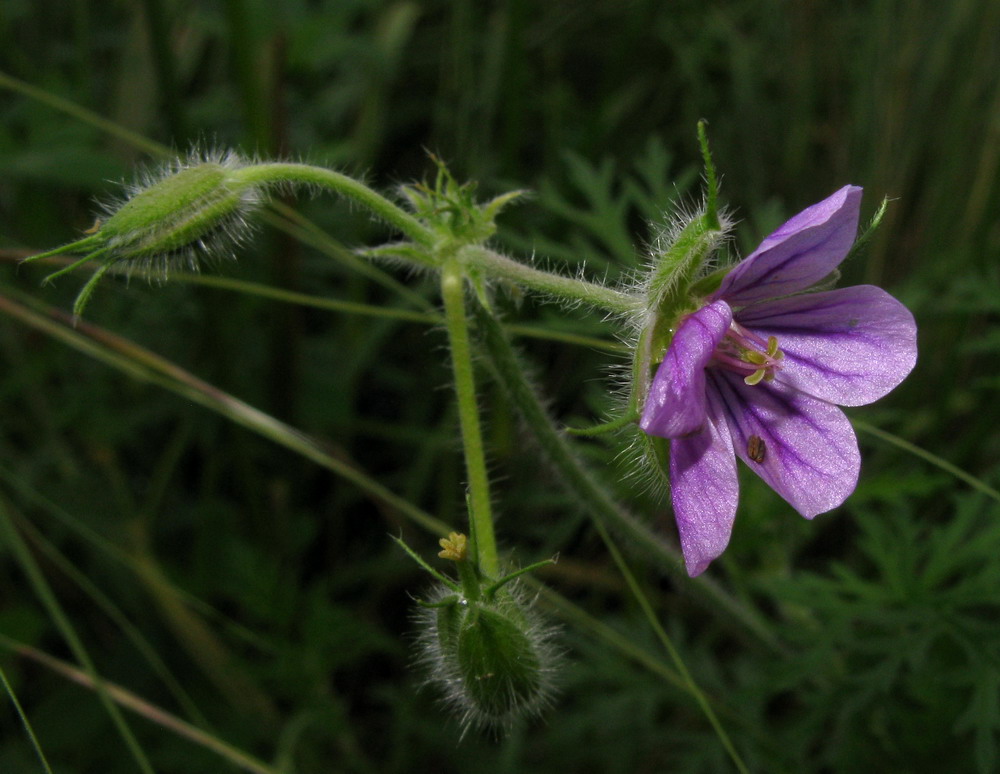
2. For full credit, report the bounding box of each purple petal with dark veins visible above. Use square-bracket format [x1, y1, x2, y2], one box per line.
[715, 186, 863, 307]
[640, 300, 732, 438]
[669, 387, 739, 576]
[736, 285, 917, 406]
[709, 371, 860, 518]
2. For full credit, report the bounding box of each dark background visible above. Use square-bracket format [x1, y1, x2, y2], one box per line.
[1, 1, 999, 772]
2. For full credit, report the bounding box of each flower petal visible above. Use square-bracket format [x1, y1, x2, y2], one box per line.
[640, 300, 732, 438]
[716, 185, 863, 307]
[669, 388, 739, 576]
[736, 285, 917, 406]
[709, 371, 860, 518]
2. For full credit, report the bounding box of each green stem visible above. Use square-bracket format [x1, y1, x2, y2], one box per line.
[463, 246, 641, 315]
[169, 273, 438, 324]
[233, 163, 435, 249]
[590, 515, 749, 774]
[261, 204, 438, 313]
[0, 498, 156, 774]
[854, 418, 1000, 504]
[14, 513, 210, 730]
[0, 69, 171, 158]
[0, 660, 55, 774]
[0, 289, 453, 541]
[473, 304, 783, 652]
[0, 636, 279, 774]
[441, 262, 499, 577]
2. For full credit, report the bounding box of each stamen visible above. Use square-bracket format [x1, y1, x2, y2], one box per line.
[713, 322, 785, 385]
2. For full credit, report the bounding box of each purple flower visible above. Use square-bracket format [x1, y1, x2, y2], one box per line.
[640, 186, 917, 576]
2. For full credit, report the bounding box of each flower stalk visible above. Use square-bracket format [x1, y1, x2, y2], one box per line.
[231, 162, 436, 250]
[461, 246, 641, 316]
[441, 261, 499, 578]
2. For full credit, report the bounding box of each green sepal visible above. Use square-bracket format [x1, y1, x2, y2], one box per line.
[400, 154, 526, 255]
[845, 196, 889, 263]
[415, 594, 461, 609]
[484, 558, 557, 598]
[456, 604, 544, 720]
[565, 410, 640, 437]
[39, 248, 110, 286]
[697, 120, 721, 230]
[361, 244, 436, 266]
[435, 596, 463, 658]
[72, 262, 115, 318]
[468, 268, 493, 314]
[647, 216, 726, 312]
[482, 189, 528, 222]
[635, 430, 672, 494]
[390, 534, 462, 593]
[687, 265, 728, 299]
[19, 235, 104, 267]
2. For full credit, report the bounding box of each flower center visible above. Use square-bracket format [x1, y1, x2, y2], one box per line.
[712, 321, 784, 385]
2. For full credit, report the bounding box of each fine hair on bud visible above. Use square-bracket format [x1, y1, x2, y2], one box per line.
[413, 581, 560, 734]
[95, 148, 265, 279]
[637, 196, 733, 315]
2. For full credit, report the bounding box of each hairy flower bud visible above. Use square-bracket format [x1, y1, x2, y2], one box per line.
[456, 605, 545, 719]
[416, 584, 559, 732]
[645, 206, 731, 314]
[22, 150, 267, 316]
[96, 151, 263, 274]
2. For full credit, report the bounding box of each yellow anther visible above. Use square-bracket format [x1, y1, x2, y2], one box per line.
[767, 336, 780, 357]
[438, 532, 468, 561]
[744, 368, 766, 386]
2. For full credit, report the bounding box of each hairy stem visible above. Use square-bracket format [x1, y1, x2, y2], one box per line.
[441, 262, 499, 577]
[234, 162, 436, 250]
[0, 498, 156, 773]
[590, 515, 749, 773]
[463, 246, 641, 315]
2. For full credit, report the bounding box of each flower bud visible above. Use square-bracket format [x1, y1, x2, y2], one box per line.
[416, 584, 558, 731]
[455, 604, 545, 721]
[98, 151, 263, 274]
[645, 207, 730, 313]
[22, 150, 267, 316]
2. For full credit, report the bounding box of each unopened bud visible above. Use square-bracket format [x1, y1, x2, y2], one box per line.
[455, 604, 545, 721]
[22, 150, 266, 316]
[99, 154, 261, 269]
[645, 207, 730, 313]
[416, 584, 558, 732]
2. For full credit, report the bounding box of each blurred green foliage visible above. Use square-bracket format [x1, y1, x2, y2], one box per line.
[1, 0, 999, 772]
